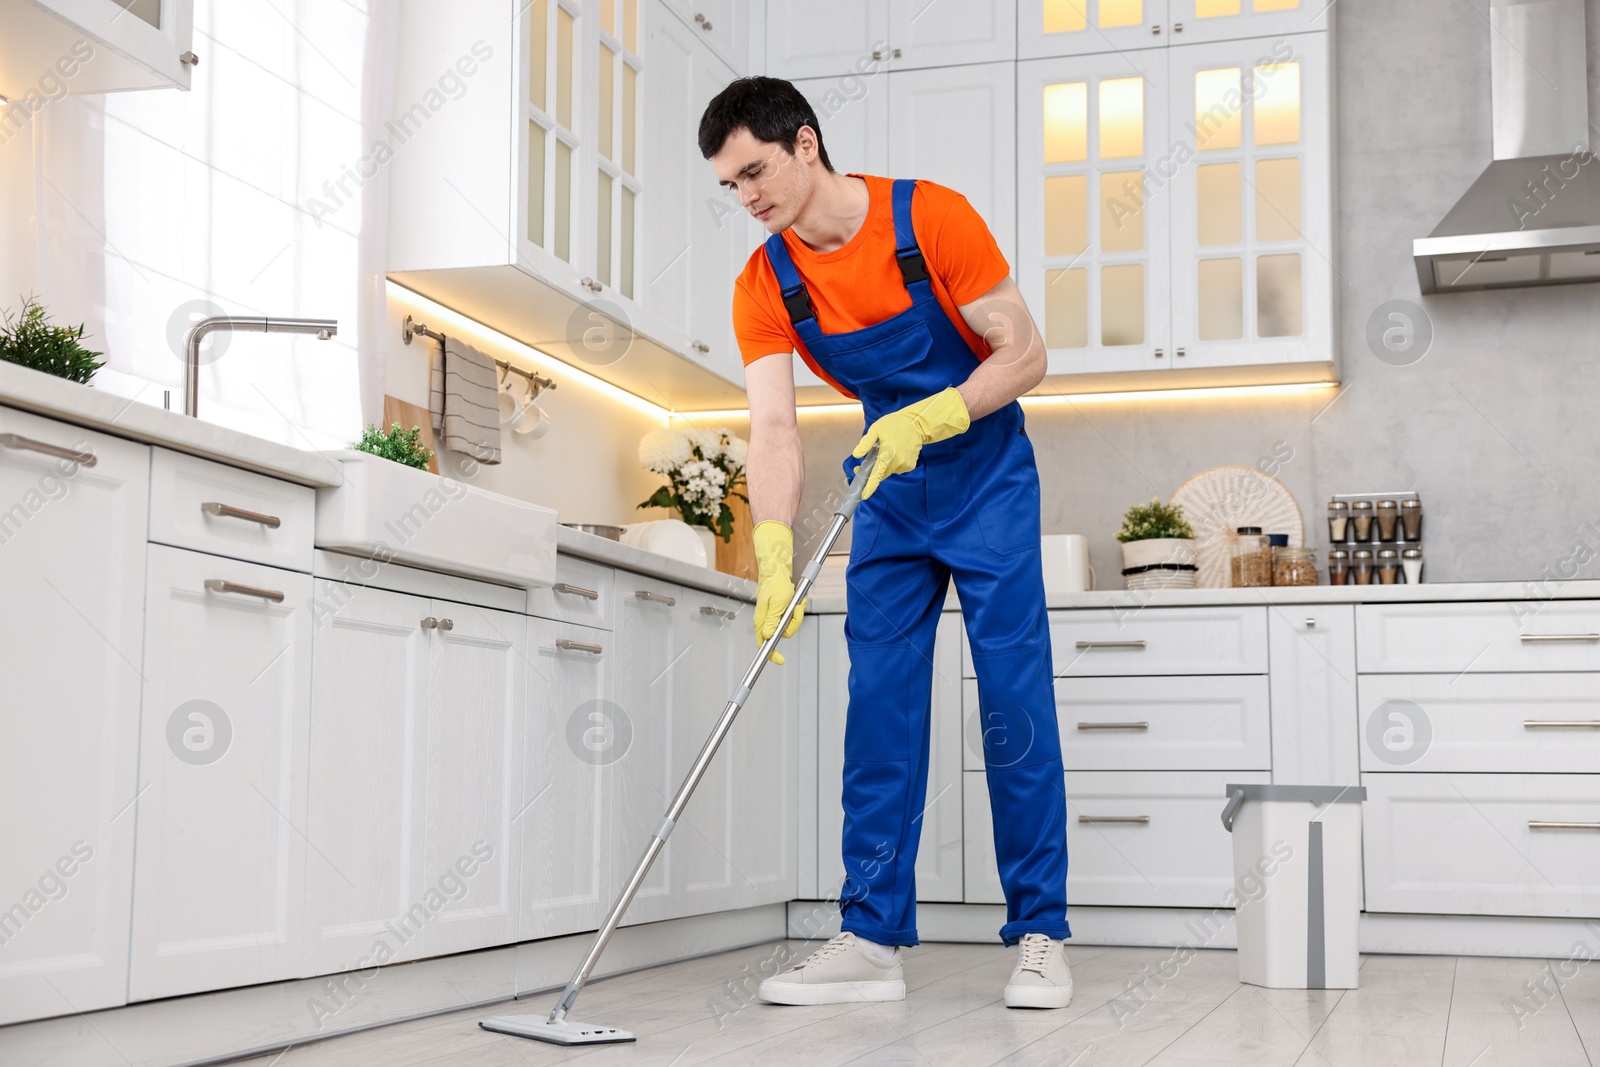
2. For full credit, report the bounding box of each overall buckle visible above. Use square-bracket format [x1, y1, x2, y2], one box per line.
[781, 283, 815, 326]
[896, 246, 930, 285]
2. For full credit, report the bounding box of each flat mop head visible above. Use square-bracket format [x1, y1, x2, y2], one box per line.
[479, 1014, 635, 1045]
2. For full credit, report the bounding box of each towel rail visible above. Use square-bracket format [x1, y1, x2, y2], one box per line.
[402, 314, 557, 394]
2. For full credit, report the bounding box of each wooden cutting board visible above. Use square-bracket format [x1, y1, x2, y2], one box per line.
[382, 395, 440, 474]
[715, 479, 757, 582]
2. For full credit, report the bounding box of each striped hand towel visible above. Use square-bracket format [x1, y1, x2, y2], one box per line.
[429, 335, 502, 464]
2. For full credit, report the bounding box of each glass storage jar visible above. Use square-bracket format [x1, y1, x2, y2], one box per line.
[1273, 546, 1318, 586]
[1352, 549, 1374, 585]
[1230, 526, 1271, 588]
[1327, 549, 1350, 585]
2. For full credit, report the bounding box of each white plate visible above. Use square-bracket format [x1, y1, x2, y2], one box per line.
[1169, 466, 1303, 589]
[623, 519, 706, 567]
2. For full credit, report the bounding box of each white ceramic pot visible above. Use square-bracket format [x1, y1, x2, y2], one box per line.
[691, 525, 718, 570]
[1120, 537, 1198, 590]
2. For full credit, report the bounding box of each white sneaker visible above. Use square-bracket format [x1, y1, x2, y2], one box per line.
[758, 931, 906, 1005]
[1004, 933, 1074, 1009]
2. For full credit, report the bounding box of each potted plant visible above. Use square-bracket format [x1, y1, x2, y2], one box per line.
[637, 425, 749, 566]
[0, 297, 105, 385]
[350, 422, 435, 470]
[1116, 497, 1198, 590]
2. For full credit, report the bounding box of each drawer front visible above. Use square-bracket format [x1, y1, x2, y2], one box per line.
[1357, 601, 1600, 673]
[1360, 674, 1600, 773]
[965, 770, 1269, 908]
[962, 675, 1272, 772]
[1363, 772, 1600, 918]
[963, 606, 1267, 677]
[149, 448, 314, 572]
[526, 555, 615, 630]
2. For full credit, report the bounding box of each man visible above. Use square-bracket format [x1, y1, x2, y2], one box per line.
[699, 77, 1072, 1010]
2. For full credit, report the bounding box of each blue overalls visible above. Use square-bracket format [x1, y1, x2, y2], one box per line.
[764, 179, 1070, 948]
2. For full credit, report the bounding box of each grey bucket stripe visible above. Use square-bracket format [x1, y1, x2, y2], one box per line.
[1307, 820, 1325, 989]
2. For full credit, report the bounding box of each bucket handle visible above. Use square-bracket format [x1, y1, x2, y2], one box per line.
[1220, 787, 1246, 833]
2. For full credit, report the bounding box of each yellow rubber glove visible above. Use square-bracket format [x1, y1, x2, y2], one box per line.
[753, 519, 805, 665]
[851, 386, 971, 500]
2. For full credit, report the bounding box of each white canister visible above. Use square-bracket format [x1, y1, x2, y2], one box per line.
[1041, 534, 1096, 594]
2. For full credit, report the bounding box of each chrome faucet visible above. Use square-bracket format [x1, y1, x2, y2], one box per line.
[182, 315, 338, 418]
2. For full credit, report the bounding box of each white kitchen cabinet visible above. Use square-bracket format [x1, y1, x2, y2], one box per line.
[611, 576, 683, 925]
[970, 674, 1271, 772]
[129, 544, 314, 1000]
[303, 581, 433, 977]
[1017, 47, 1173, 375]
[1018, 0, 1170, 59]
[1357, 600, 1600, 674]
[765, 0, 890, 80]
[1167, 33, 1332, 371]
[1167, 0, 1328, 44]
[968, 605, 1267, 677]
[726, 601, 801, 909]
[888, 0, 1017, 68]
[818, 613, 965, 904]
[1268, 605, 1357, 786]
[662, 0, 750, 73]
[0, 410, 147, 1025]
[0, 0, 195, 98]
[416, 600, 526, 956]
[1363, 773, 1600, 919]
[521, 618, 616, 939]
[888, 61, 1017, 279]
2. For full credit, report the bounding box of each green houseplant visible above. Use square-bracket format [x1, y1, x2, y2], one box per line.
[350, 422, 435, 471]
[0, 297, 105, 385]
[1117, 497, 1198, 590]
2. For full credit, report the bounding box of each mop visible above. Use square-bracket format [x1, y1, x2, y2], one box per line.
[481, 445, 877, 1045]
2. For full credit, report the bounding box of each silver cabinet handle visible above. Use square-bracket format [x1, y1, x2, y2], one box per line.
[421, 616, 437, 629]
[1524, 719, 1600, 728]
[1173, 21, 1184, 31]
[694, 11, 712, 30]
[1176, 347, 1186, 358]
[556, 639, 603, 654]
[553, 582, 600, 600]
[690, 340, 710, 354]
[1075, 640, 1147, 650]
[1153, 348, 1163, 359]
[204, 578, 284, 603]
[1078, 815, 1150, 824]
[700, 605, 737, 620]
[635, 590, 676, 606]
[1306, 617, 1317, 628]
[1529, 821, 1600, 830]
[437, 618, 454, 631]
[1520, 633, 1600, 642]
[1077, 721, 1150, 731]
[0, 432, 96, 467]
[201, 501, 282, 528]
[1150, 23, 1161, 34]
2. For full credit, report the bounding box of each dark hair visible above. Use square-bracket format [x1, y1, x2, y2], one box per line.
[698, 76, 833, 171]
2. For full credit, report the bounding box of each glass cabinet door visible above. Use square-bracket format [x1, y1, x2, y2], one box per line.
[1168, 33, 1330, 368]
[1018, 0, 1172, 60]
[1166, 0, 1328, 45]
[1017, 49, 1172, 376]
[521, 0, 584, 273]
[591, 0, 642, 301]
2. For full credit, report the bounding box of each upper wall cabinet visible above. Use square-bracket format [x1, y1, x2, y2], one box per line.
[766, 0, 1015, 80]
[1017, 0, 1326, 58]
[660, 0, 750, 71]
[388, 0, 752, 412]
[0, 0, 195, 97]
[1017, 31, 1333, 386]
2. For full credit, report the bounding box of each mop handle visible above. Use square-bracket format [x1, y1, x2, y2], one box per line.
[548, 446, 878, 1023]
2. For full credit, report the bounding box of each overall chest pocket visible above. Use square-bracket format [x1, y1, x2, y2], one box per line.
[815, 316, 934, 391]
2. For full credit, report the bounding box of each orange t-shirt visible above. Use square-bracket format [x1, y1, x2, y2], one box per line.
[732, 174, 1011, 398]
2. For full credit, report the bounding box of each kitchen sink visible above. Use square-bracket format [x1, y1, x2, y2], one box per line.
[313, 451, 557, 587]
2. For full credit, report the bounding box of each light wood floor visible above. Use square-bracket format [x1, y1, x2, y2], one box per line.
[237, 940, 1600, 1066]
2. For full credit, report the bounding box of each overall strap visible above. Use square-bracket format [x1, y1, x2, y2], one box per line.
[890, 178, 933, 297]
[763, 232, 820, 334]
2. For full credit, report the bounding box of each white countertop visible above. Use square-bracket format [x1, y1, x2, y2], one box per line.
[806, 578, 1600, 614]
[0, 362, 343, 486]
[557, 524, 756, 602]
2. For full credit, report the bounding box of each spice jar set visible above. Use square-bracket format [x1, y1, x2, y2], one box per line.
[1325, 492, 1425, 586]
[1229, 528, 1319, 587]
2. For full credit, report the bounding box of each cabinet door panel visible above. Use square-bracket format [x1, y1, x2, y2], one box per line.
[766, 0, 890, 80]
[0, 411, 148, 1024]
[889, 0, 1016, 67]
[1269, 605, 1357, 785]
[420, 601, 525, 956]
[1168, 33, 1331, 369]
[130, 545, 313, 1000]
[1018, 0, 1172, 60]
[661, 0, 749, 72]
[1168, 0, 1327, 44]
[303, 581, 431, 976]
[888, 62, 1017, 282]
[729, 596, 801, 909]
[1017, 49, 1172, 375]
[521, 618, 614, 939]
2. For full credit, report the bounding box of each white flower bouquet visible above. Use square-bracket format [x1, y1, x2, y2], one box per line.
[637, 426, 749, 541]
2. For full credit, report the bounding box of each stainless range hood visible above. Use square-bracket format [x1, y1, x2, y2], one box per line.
[1413, 0, 1600, 293]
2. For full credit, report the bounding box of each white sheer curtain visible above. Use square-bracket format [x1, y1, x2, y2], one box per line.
[33, 0, 397, 449]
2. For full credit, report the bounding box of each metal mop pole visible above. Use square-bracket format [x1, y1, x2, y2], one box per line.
[542, 446, 877, 1029]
